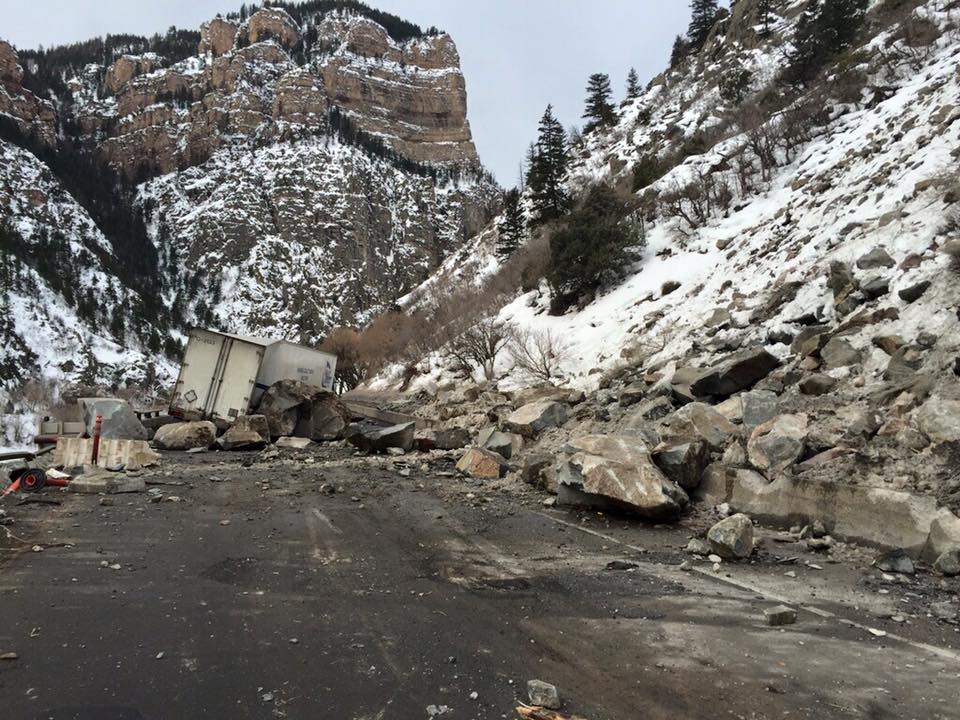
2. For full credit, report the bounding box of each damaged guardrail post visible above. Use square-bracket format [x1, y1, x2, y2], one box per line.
[91, 415, 103, 465]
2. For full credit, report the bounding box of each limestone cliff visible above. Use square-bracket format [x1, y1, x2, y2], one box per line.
[74, 7, 479, 178]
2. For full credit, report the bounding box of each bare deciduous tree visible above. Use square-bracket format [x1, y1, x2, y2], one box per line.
[444, 318, 511, 381]
[507, 326, 568, 382]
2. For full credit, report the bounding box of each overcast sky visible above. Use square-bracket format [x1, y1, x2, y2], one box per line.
[4, 1, 690, 185]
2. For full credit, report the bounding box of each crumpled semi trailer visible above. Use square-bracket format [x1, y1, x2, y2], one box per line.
[169, 328, 338, 422]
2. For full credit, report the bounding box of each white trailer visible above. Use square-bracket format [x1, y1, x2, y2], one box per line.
[169, 329, 338, 422]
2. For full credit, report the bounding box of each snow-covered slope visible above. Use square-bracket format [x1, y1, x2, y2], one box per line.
[384, 0, 960, 394]
[0, 3, 498, 415]
[0, 139, 176, 442]
[141, 136, 497, 344]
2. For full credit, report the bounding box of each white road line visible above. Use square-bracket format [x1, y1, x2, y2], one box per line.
[534, 511, 960, 663]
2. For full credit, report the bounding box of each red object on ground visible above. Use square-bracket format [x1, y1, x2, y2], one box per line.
[1, 478, 19, 497]
[91, 414, 103, 465]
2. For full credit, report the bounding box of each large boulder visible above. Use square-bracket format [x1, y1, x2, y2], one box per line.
[710, 470, 953, 559]
[688, 348, 781, 398]
[740, 389, 780, 428]
[856, 247, 896, 270]
[661, 402, 738, 451]
[510, 384, 584, 408]
[81, 398, 148, 440]
[820, 337, 861, 369]
[799, 374, 837, 396]
[347, 422, 416, 453]
[477, 427, 523, 460]
[899, 280, 931, 303]
[652, 439, 709, 490]
[914, 396, 960, 443]
[708, 513, 754, 559]
[217, 415, 269, 451]
[456, 447, 508, 479]
[153, 421, 217, 451]
[521, 453, 554, 489]
[747, 414, 808, 475]
[433, 427, 473, 450]
[934, 547, 960, 577]
[791, 325, 831, 358]
[504, 400, 568, 439]
[256, 380, 351, 441]
[556, 436, 688, 518]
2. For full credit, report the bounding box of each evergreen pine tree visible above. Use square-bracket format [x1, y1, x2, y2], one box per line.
[687, 0, 720, 51]
[757, 0, 774, 37]
[625, 68, 642, 101]
[670, 35, 688, 68]
[110, 307, 126, 343]
[583, 73, 616, 132]
[527, 105, 570, 225]
[784, 0, 868, 85]
[497, 188, 525, 259]
[547, 184, 638, 313]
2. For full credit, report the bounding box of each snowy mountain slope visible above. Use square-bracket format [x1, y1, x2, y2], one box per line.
[142, 136, 497, 343]
[0, 2, 498, 416]
[376, 0, 960, 394]
[0, 138, 176, 438]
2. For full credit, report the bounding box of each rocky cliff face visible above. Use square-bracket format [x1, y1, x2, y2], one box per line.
[0, 40, 56, 146]
[0, 4, 498, 405]
[74, 7, 479, 178]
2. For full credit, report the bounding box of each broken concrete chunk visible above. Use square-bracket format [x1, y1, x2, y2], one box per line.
[556, 435, 688, 518]
[80, 398, 148, 441]
[527, 680, 561, 710]
[688, 348, 781, 398]
[347, 422, 416, 453]
[707, 513, 754, 559]
[70, 468, 146, 494]
[764, 605, 798, 627]
[504, 400, 568, 439]
[747, 414, 808, 475]
[455, 447, 507, 479]
[153, 421, 217, 451]
[275, 436, 312, 450]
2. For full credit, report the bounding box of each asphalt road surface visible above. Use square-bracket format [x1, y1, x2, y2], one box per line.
[0, 448, 958, 720]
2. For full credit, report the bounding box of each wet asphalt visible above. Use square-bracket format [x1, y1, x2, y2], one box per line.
[0, 449, 958, 720]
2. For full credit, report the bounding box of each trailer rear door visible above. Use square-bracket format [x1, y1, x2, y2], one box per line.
[170, 330, 264, 420]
